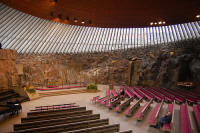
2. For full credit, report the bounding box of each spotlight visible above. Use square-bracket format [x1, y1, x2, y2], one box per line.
[150, 22, 153, 25]
[162, 21, 166, 24]
[74, 19, 78, 23]
[158, 21, 162, 25]
[81, 21, 85, 24]
[196, 15, 200, 18]
[154, 22, 157, 25]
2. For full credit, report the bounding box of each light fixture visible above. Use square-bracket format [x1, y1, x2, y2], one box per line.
[150, 22, 153, 25]
[158, 21, 162, 25]
[162, 21, 166, 24]
[196, 15, 200, 18]
[81, 21, 85, 24]
[74, 19, 78, 23]
[154, 22, 157, 25]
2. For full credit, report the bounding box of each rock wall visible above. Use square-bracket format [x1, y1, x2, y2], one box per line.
[13, 40, 200, 92]
[0, 49, 18, 89]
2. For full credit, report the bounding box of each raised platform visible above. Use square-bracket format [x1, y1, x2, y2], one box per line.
[35, 84, 87, 91]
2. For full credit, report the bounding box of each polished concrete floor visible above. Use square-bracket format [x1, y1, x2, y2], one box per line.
[0, 85, 198, 133]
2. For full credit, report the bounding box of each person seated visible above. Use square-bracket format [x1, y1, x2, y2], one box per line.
[120, 88, 125, 96]
[153, 111, 172, 129]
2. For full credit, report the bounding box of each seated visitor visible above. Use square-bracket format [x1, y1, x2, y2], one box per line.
[120, 88, 125, 97]
[153, 111, 172, 129]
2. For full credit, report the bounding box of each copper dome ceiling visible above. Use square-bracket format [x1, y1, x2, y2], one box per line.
[1, 0, 200, 27]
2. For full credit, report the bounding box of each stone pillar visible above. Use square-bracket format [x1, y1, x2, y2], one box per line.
[128, 58, 142, 86]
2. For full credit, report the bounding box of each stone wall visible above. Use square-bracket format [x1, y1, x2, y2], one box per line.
[11, 40, 200, 92]
[0, 49, 18, 89]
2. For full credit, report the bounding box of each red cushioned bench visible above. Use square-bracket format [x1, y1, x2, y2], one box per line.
[101, 88, 126, 105]
[138, 88, 154, 101]
[115, 97, 134, 113]
[152, 88, 174, 103]
[129, 88, 144, 99]
[135, 99, 153, 120]
[143, 88, 163, 102]
[112, 89, 118, 97]
[125, 89, 135, 98]
[163, 88, 185, 103]
[95, 89, 111, 103]
[148, 100, 164, 126]
[106, 97, 122, 109]
[161, 102, 175, 132]
[124, 98, 143, 117]
[193, 105, 200, 129]
[180, 104, 191, 133]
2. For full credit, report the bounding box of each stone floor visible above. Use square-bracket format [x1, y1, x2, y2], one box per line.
[0, 85, 198, 133]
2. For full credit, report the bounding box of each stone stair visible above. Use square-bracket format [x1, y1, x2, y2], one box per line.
[39, 89, 88, 97]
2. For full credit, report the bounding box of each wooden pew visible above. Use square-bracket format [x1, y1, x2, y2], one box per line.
[27, 106, 86, 117]
[161, 101, 175, 132]
[116, 130, 132, 133]
[129, 88, 144, 99]
[180, 104, 192, 133]
[31, 104, 79, 112]
[21, 110, 93, 123]
[138, 88, 154, 101]
[34, 103, 76, 110]
[135, 99, 153, 120]
[91, 96, 100, 103]
[94, 89, 111, 103]
[163, 88, 185, 104]
[143, 88, 163, 102]
[193, 105, 200, 129]
[66, 124, 120, 133]
[125, 88, 135, 98]
[115, 97, 134, 113]
[151, 88, 174, 103]
[14, 114, 100, 131]
[100, 89, 118, 105]
[148, 100, 164, 126]
[12, 119, 109, 133]
[124, 98, 143, 117]
[107, 97, 122, 109]
[101, 88, 127, 105]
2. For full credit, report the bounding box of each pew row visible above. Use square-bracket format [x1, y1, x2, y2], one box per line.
[12, 119, 109, 133]
[162, 88, 185, 104]
[34, 103, 76, 109]
[180, 104, 192, 133]
[107, 97, 122, 109]
[148, 100, 164, 126]
[21, 110, 93, 123]
[30, 104, 79, 112]
[14, 114, 100, 131]
[124, 98, 143, 117]
[143, 88, 163, 102]
[161, 102, 175, 132]
[138, 88, 154, 101]
[101, 89, 119, 105]
[92, 89, 111, 103]
[129, 88, 144, 99]
[193, 105, 200, 129]
[117, 130, 133, 133]
[135, 99, 153, 121]
[151, 88, 174, 103]
[64, 124, 120, 133]
[115, 97, 134, 113]
[27, 106, 86, 117]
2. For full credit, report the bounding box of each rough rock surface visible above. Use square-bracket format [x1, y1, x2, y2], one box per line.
[0, 50, 18, 89]
[1, 41, 200, 92]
